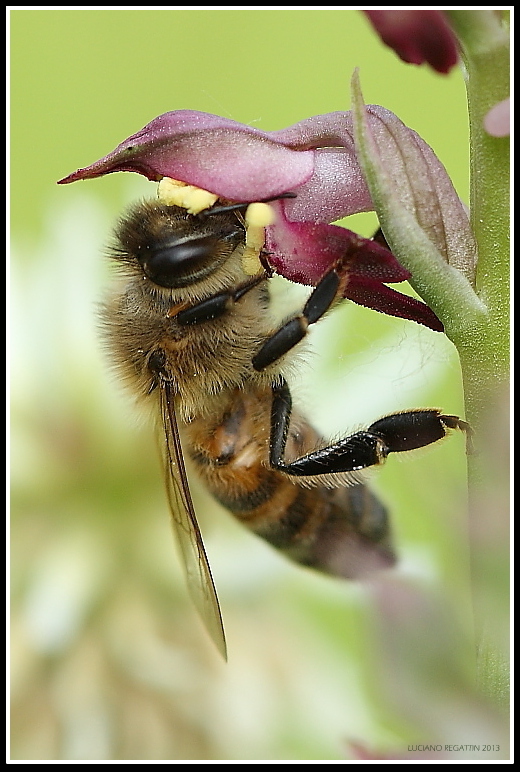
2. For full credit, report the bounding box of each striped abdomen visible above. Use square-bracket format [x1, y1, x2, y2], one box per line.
[182, 385, 396, 579]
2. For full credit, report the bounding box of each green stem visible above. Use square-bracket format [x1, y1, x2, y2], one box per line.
[447, 9, 510, 709]
[448, 10, 510, 422]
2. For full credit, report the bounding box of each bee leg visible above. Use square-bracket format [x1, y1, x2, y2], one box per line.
[269, 379, 388, 476]
[252, 269, 340, 371]
[175, 272, 268, 326]
[269, 380, 473, 476]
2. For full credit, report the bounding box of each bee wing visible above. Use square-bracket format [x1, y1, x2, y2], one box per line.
[159, 381, 227, 660]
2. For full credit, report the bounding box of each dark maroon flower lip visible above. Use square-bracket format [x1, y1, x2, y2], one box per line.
[363, 10, 459, 74]
[264, 215, 444, 333]
[58, 106, 473, 332]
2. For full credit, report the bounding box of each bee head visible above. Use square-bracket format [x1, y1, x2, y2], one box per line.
[113, 201, 244, 288]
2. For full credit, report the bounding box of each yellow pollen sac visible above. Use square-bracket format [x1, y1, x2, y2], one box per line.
[157, 178, 218, 214]
[242, 203, 275, 276]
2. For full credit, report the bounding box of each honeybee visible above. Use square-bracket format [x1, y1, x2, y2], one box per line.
[102, 193, 470, 659]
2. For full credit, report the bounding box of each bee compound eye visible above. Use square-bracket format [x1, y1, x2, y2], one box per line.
[141, 235, 220, 288]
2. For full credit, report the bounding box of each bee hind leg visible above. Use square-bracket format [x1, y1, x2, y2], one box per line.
[269, 379, 472, 477]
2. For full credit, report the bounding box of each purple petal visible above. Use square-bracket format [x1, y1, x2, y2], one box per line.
[58, 110, 316, 201]
[57, 107, 449, 333]
[58, 110, 377, 220]
[363, 10, 459, 73]
[269, 112, 373, 221]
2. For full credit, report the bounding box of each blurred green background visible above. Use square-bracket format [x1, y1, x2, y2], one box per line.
[11, 9, 507, 762]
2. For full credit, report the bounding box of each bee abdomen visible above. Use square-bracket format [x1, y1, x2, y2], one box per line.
[197, 455, 395, 579]
[184, 388, 396, 580]
[254, 483, 396, 579]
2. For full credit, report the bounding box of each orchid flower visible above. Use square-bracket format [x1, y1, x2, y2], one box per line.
[59, 103, 481, 334]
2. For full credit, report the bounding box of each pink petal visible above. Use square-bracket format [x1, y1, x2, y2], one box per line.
[270, 112, 373, 221]
[483, 98, 510, 137]
[58, 110, 315, 201]
[58, 110, 377, 219]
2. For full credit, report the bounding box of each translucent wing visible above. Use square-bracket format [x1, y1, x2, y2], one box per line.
[159, 380, 227, 660]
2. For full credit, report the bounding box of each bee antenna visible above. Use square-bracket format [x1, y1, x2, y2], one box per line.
[271, 192, 298, 201]
[201, 202, 249, 217]
[201, 192, 297, 217]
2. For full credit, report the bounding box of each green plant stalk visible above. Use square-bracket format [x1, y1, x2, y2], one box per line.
[352, 10, 510, 709]
[447, 10, 510, 708]
[447, 10, 510, 422]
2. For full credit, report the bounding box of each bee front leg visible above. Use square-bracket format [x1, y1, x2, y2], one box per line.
[174, 272, 268, 326]
[253, 268, 341, 371]
[269, 379, 473, 479]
